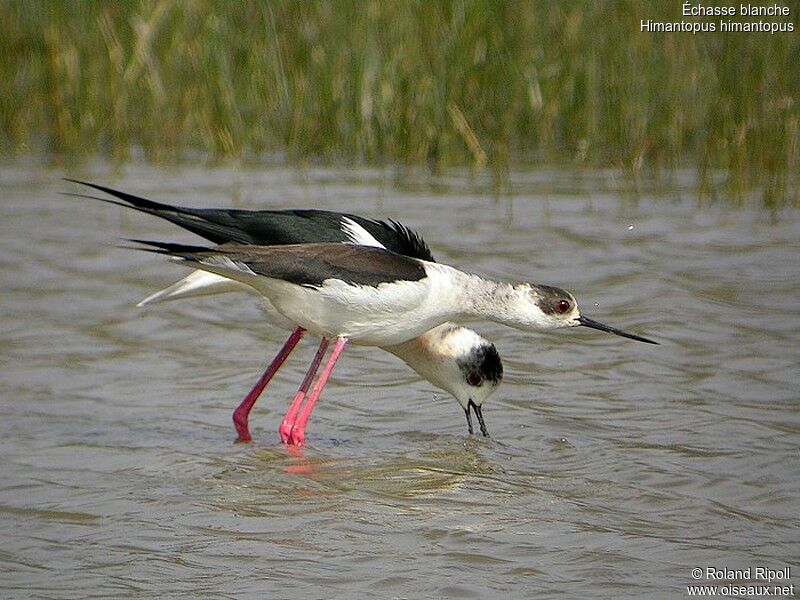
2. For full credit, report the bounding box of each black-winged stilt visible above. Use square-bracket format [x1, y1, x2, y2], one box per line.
[128, 239, 657, 446]
[68, 181, 502, 442]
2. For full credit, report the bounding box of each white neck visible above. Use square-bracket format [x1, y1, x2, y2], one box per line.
[429, 264, 547, 331]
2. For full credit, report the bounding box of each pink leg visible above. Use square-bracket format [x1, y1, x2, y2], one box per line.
[279, 337, 330, 443]
[286, 336, 349, 447]
[232, 326, 305, 443]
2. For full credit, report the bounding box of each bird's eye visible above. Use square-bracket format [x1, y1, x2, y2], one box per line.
[555, 299, 571, 314]
[467, 372, 483, 387]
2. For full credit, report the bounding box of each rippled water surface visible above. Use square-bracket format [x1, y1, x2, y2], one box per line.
[2, 162, 798, 598]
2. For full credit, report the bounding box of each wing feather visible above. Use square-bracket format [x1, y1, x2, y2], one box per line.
[134, 241, 428, 289]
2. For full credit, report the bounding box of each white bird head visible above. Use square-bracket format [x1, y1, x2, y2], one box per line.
[385, 323, 503, 436]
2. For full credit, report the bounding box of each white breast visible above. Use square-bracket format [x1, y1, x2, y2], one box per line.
[254, 264, 461, 346]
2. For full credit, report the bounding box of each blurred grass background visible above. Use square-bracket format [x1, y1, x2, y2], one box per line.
[1, 0, 798, 205]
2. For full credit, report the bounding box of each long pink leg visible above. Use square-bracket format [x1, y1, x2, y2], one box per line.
[286, 336, 349, 447]
[232, 326, 305, 443]
[279, 337, 330, 443]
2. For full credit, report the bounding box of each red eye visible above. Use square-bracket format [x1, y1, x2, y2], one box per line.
[467, 372, 483, 387]
[555, 299, 571, 314]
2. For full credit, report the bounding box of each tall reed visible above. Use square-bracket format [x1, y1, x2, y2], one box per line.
[2, 1, 797, 204]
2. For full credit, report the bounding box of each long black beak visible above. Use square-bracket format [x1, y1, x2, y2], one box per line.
[465, 399, 490, 437]
[577, 316, 658, 345]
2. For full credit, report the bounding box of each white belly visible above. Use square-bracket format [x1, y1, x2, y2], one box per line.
[258, 276, 455, 346]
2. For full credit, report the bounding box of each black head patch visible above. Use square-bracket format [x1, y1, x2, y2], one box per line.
[457, 343, 504, 387]
[535, 285, 575, 316]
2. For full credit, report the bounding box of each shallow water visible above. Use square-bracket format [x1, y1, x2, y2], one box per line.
[1, 162, 798, 598]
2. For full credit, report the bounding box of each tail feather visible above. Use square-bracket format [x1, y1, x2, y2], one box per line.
[125, 239, 261, 288]
[137, 270, 249, 306]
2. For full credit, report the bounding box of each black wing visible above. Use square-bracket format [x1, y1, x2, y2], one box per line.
[68, 180, 435, 261]
[134, 241, 428, 289]
[356, 218, 435, 261]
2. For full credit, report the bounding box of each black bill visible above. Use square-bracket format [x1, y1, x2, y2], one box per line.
[465, 399, 490, 437]
[578, 316, 658, 345]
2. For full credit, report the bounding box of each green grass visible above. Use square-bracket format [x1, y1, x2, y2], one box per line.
[2, 1, 798, 205]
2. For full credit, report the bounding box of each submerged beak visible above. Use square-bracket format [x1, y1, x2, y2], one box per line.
[577, 316, 659, 345]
